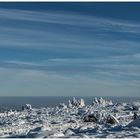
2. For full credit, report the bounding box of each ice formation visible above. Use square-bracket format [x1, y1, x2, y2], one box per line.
[92, 97, 113, 106]
[70, 97, 85, 107]
[0, 97, 140, 138]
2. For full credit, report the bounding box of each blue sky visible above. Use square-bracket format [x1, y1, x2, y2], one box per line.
[0, 2, 140, 96]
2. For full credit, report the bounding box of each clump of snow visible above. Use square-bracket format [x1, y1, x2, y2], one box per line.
[68, 100, 72, 108]
[64, 128, 75, 136]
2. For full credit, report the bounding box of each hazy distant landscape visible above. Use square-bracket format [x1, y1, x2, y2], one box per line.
[0, 96, 140, 110]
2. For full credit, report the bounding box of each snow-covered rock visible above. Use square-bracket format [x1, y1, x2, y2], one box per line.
[133, 106, 140, 111]
[92, 97, 113, 106]
[22, 104, 32, 110]
[83, 113, 98, 123]
[132, 101, 140, 111]
[69, 97, 85, 107]
[106, 114, 119, 125]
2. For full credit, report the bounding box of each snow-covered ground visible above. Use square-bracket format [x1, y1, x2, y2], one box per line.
[0, 97, 140, 138]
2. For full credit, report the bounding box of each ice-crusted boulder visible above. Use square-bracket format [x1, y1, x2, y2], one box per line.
[133, 106, 140, 111]
[106, 114, 119, 125]
[127, 116, 140, 128]
[92, 97, 113, 106]
[83, 113, 98, 123]
[69, 97, 85, 107]
[22, 104, 32, 110]
[132, 101, 140, 111]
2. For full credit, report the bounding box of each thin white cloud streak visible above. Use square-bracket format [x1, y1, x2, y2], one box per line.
[4, 55, 140, 65]
[0, 8, 140, 56]
[3, 57, 140, 69]
[2, 55, 140, 80]
[4, 60, 41, 66]
[0, 25, 140, 55]
[0, 25, 90, 50]
[132, 53, 140, 59]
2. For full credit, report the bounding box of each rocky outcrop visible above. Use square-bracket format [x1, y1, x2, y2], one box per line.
[83, 113, 98, 123]
[106, 114, 119, 125]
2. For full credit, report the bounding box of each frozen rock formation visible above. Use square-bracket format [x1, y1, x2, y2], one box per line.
[79, 98, 85, 107]
[83, 113, 98, 123]
[92, 97, 113, 106]
[132, 102, 140, 111]
[22, 104, 32, 110]
[106, 114, 119, 125]
[69, 97, 85, 107]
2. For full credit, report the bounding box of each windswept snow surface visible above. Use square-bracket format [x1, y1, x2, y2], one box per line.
[0, 97, 140, 138]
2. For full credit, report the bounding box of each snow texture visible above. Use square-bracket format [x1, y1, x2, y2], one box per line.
[0, 97, 140, 138]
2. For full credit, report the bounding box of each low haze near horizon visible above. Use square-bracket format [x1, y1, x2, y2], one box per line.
[0, 2, 140, 97]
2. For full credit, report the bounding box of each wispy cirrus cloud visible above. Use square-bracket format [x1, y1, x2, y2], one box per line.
[0, 8, 140, 42]
[0, 8, 140, 56]
[1, 55, 140, 81]
[0, 8, 140, 32]
[0, 7, 140, 96]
